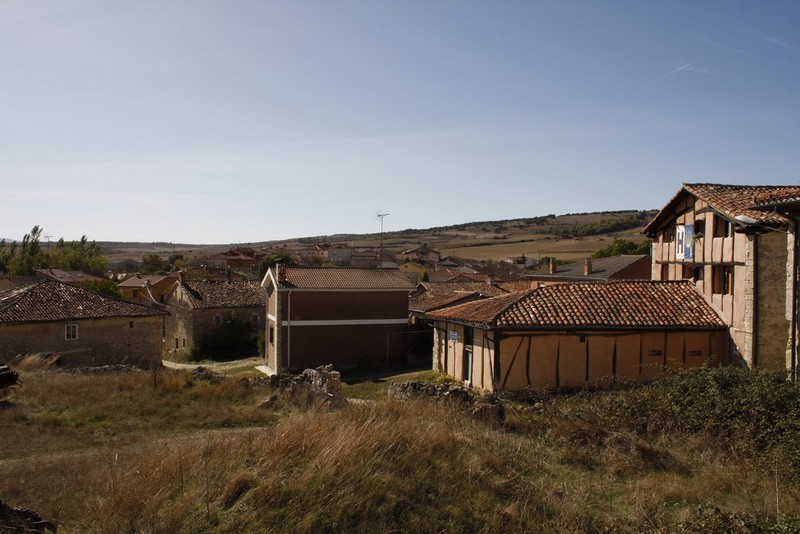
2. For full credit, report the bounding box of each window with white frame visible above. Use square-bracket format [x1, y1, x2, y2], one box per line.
[65, 324, 78, 340]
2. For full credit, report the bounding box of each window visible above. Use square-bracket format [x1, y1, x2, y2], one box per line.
[66, 324, 78, 340]
[722, 265, 733, 295]
[712, 265, 734, 295]
[214, 315, 222, 326]
[175, 338, 179, 349]
[252, 313, 259, 324]
[693, 265, 704, 282]
[129, 321, 134, 329]
[269, 326, 275, 344]
[694, 219, 705, 238]
[713, 214, 732, 238]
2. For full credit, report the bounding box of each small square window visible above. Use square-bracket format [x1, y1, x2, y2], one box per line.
[252, 313, 259, 323]
[66, 324, 78, 340]
[214, 315, 221, 326]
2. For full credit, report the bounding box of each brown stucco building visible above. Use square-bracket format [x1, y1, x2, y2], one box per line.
[262, 266, 415, 373]
[0, 280, 167, 368]
[426, 280, 728, 392]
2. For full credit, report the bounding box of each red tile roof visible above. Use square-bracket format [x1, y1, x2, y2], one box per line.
[118, 274, 170, 288]
[272, 267, 414, 290]
[427, 280, 725, 330]
[751, 187, 800, 210]
[409, 291, 483, 313]
[644, 183, 794, 236]
[0, 280, 167, 324]
[182, 281, 265, 309]
[419, 281, 508, 297]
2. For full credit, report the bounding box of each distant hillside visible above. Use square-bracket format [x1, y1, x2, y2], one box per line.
[101, 209, 658, 263]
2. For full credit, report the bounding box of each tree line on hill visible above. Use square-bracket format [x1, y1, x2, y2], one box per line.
[0, 225, 123, 298]
[0, 226, 106, 277]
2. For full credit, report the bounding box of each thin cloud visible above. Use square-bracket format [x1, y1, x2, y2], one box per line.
[695, 36, 762, 61]
[659, 63, 692, 79]
[761, 36, 800, 51]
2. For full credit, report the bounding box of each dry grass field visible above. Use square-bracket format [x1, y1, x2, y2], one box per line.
[2, 366, 800, 532]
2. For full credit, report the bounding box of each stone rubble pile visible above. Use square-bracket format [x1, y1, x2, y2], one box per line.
[257, 365, 347, 410]
[387, 380, 505, 423]
[0, 499, 58, 532]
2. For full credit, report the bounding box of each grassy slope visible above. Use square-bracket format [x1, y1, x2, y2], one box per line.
[1, 367, 799, 532]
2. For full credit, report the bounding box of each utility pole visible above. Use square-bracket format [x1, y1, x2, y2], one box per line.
[377, 212, 390, 267]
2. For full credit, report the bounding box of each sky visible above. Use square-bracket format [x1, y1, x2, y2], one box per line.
[1, 1, 799, 244]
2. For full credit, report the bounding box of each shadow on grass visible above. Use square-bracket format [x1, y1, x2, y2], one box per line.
[339, 364, 432, 385]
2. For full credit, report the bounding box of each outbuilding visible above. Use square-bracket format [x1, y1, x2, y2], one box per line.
[426, 280, 728, 391]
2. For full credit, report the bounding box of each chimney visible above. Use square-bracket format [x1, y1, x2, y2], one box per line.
[584, 258, 592, 276]
[276, 263, 287, 282]
[549, 258, 556, 274]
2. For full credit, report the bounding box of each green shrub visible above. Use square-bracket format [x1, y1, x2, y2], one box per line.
[609, 367, 800, 480]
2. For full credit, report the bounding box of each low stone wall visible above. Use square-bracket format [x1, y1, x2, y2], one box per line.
[388, 380, 505, 423]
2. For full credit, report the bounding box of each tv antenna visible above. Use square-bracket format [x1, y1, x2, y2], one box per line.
[44, 234, 53, 256]
[376, 211, 390, 266]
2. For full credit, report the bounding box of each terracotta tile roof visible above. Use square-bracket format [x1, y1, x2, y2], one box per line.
[182, 281, 265, 309]
[118, 274, 169, 288]
[751, 187, 800, 209]
[529, 255, 650, 281]
[495, 279, 534, 293]
[644, 183, 793, 235]
[420, 281, 508, 297]
[0, 280, 167, 324]
[273, 267, 415, 290]
[409, 291, 483, 313]
[35, 269, 102, 284]
[427, 280, 725, 330]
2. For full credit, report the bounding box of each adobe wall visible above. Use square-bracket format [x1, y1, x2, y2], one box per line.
[650, 195, 752, 365]
[432, 326, 728, 392]
[0, 316, 165, 368]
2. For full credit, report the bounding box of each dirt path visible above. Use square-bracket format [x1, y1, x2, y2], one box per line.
[161, 356, 265, 373]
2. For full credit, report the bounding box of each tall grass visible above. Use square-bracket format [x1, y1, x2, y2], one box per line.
[1, 367, 799, 532]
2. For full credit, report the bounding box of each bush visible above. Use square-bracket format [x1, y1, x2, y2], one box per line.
[609, 367, 800, 480]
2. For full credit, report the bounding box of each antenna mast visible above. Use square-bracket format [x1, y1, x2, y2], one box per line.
[377, 212, 390, 267]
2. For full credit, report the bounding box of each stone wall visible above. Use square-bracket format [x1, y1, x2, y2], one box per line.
[0, 316, 164, 368]
[756, 232, 792, 371]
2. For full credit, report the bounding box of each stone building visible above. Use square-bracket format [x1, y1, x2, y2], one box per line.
[163, 280, 265, 357]
[0, 280, 167, 368]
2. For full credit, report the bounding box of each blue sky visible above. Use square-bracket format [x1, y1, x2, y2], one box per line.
[2, 1, 798, 244]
